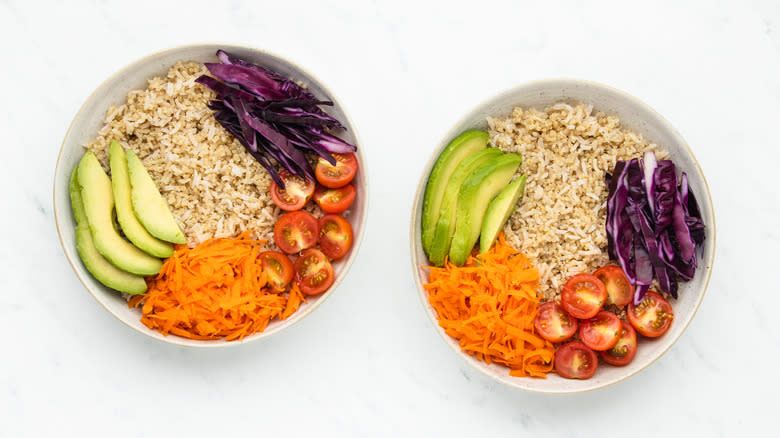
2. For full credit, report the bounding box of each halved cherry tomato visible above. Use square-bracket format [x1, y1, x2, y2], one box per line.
[313, 184, 356, 214]
[258, 251, 294, 291]
[554, 341, 598, 379]
[600, 321, 638, 366]
[534, 301, 578, 343]
[273, 211, 319, 254]
[294, 248, 335, 295]
[315, 153, 358, 188]
[318, 214, 354, 260]
[579, 311, 621, 351]
[270, 170, 316, 211]
[593, 265, 634, 307]
[628, 291, 674, 337]
[560, 273, 607, 319]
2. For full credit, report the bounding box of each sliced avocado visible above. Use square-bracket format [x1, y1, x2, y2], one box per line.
[479, 175, 526, 254]
[427, 148, 504, 266]
[421, 130, 489, 254]
[70, 166, 148, 294]
[126, 150, 186, 244]
[77, 151, 162, 276]
[109, 141, 174, 258]
[448, 153, 522, 266]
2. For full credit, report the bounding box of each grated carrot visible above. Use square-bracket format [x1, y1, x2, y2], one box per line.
[129, 231, 305, 341]
[424, 233, 555, 378]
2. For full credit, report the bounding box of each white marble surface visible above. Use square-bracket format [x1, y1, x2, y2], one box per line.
[1, 0, 778, 436]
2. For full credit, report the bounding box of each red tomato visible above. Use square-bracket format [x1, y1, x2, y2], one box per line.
[554, 341, 598, 379]
[270, 170, 315, 211]
[315, 153, 358, 188]
[560, 273, 607, 319]
[593, 265, 634, 307]
[600, 321, 638, 366]
[313, 184, 356, 214]
[294, 248, 335, 295]
[273, 211, 319, 254]
[628, 291, 674, 337]
[533, 301, 578, 343]
[579, 311, 622, 351]
[318, 214, 354, 260]
[258, 251, 294, 291]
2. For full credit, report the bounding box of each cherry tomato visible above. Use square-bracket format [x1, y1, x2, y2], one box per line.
[560, 273, 607, 319]
[554, 341, 598, 379]
[318, 214, 354, 260]
[628, 291, 674, 337]
[579, 311, 622, 351]
[315, 153, 358, 188]
[270, 170, 316, 211]
[294, 248, 335, 295]
[258, 251, 294, 291]
[593, 265, 634, 307]
[533, 301, 578, 343]
[313, 184, 356, 214]
[273, 211, 319, 254]
[599, 321, 638, 366]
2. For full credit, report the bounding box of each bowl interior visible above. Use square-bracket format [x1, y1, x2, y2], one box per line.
[410, 79, 715, 393]
[54, 44, 367, 347]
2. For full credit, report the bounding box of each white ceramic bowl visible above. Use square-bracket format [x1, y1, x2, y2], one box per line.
[54, 44, 367, 347]
[410, 79, 715, 393]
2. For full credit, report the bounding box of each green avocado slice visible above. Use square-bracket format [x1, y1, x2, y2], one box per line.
[70, 166, 148, 294]
[421, 130, 489, 254]
[109, 141, 174, 258]
[427, 148, 503, 266]
[448, 153, 522, 266]
[479, 174, 526, 254]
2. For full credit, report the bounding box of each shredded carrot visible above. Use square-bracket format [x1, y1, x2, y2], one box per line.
[424, 233, 555, 378]
[129, 231, 305, 341]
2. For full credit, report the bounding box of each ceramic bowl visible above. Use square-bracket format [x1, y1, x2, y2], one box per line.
[410, 79, 715, 393]
[54, 44, 367, 347]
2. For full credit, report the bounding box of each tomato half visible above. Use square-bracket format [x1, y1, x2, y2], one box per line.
[599, 321, 638, 366]
[270, 170, 316, 211]
[554, 341, 598, 379]
[593, 265, 634, 307]
[294, 248, 335, 295]
[259, 251, 294, 291]
[560, 273, 607, 319]
[273, 211, 319, 254]
[579, 311, 621, 351]
[628, 291, 674, 337]
[534, 301, 578, 343]
[318, 214, 354, 260]
[313, 184, 356, 214]
[315, 153, 358, 188]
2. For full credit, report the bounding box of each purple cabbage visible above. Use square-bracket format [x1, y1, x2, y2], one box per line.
[606, 151, 705, 303]
[197, 50, 356, 187]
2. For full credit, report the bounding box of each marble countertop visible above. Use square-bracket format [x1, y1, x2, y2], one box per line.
[2, 0, 778, 436]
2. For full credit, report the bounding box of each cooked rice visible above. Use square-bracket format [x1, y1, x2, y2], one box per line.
[489, 103, 668, 301]
[84, 61, 280, 246]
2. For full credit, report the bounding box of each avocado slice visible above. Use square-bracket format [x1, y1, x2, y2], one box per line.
[109, 141, 174, 258]
[479, 175, 526, 254]
[421, 130, 489, 255]
[126, 150, 186, 244]
[427, 148, 504, 266]
[77, 151, 162, 276]
[448, 153, 522, 266]
[70, 167, 147, 294]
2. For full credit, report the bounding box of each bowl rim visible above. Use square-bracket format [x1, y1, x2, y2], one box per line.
[53, 42, 368, 348]
[409, 77, 716, 393]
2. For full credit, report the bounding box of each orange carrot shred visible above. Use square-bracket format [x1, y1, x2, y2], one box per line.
[424, 233, 555, 378]
[129, 232, 305, 341]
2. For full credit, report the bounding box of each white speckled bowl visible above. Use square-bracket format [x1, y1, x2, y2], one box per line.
[410, 79, 715, 393]
[54, 44, 367, 347]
